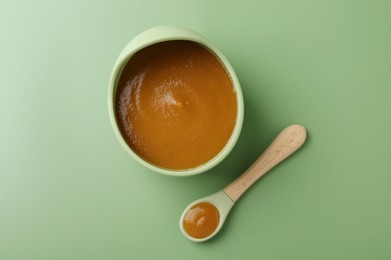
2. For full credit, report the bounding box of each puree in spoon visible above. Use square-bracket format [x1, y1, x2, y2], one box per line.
[183, 202, 220, 239]
[115, 40, 237, 170]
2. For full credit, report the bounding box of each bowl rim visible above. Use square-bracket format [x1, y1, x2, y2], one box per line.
[108, 25, 244, 177]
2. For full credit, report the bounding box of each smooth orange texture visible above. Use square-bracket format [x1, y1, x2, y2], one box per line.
[183, 202, 220, 239]
[115, 40, 237, 170]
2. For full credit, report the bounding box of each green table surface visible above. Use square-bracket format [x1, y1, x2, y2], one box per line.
[1, 0, 390, 259]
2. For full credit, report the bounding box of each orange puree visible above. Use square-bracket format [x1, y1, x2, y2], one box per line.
[183, 202, 220, 239]
[115, 40, 237, 169]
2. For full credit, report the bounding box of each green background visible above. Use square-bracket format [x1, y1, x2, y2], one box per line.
[1, 0, 390, 259]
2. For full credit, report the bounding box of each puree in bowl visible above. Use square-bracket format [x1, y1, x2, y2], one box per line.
[115, 40, 237, 170]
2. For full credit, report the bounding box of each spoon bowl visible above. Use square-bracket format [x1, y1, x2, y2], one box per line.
[179, 191, 233, 242]
[179, 125, 307, 242]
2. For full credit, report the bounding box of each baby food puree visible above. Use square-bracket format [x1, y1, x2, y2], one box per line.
[115, 40, 237, 170]
[183, 202, 220, 239]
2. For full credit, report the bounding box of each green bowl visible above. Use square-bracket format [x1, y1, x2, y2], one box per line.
[108, 25, 244, 176]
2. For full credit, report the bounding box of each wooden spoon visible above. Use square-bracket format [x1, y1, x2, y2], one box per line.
[179, 125, 307, 242]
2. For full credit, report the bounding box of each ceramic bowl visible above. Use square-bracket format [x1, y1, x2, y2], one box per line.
[108, 25, 244, 176]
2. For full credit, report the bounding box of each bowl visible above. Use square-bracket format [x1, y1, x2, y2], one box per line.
[108, 25, 244, 176]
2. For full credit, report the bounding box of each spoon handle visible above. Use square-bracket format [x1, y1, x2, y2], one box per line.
[223, 124, 307, 202]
